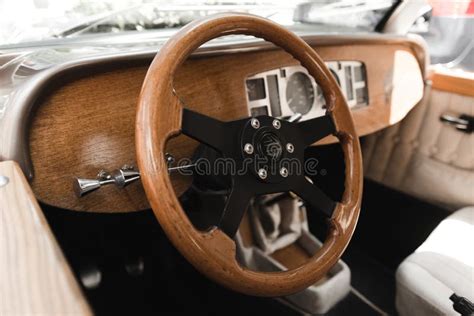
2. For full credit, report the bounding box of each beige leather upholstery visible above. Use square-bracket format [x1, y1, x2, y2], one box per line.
[362, 88, 474, 209]
[396, 207, 474, 316]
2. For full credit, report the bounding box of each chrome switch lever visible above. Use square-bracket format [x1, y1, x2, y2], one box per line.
[73, 155, 196, 198]
[110, 165, 140, 188]
[287, 113, 303, 123]
[73, 165, 140, 197]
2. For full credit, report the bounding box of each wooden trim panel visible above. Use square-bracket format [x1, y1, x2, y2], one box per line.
[29, 40, 424, 213]
[430, 68, 474, 97]
[0, 161, 91, 315]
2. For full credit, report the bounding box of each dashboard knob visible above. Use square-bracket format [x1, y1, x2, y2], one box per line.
[73, 178, 102, 197]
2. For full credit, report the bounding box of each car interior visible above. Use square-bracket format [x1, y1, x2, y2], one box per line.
[0, 1, 473, 315]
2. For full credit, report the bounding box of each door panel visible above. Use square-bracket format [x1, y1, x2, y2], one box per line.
[362, 70, 474, 209]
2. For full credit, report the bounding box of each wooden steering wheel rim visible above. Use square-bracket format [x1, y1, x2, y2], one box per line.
[136, 13, 363, 297]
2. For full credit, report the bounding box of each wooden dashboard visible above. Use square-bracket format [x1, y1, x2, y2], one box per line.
[29, 39, 424, 213]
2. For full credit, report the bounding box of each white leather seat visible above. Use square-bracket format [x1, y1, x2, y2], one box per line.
[396, 207, 474, 316]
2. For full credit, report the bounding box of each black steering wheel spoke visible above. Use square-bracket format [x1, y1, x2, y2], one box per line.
[218, 177, 253, 238]
[181, 108, 242, 156]
[297, 114, 336, 147]
[291, 176, 336, 218]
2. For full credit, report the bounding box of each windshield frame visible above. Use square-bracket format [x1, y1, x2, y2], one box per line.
[0, 1, 401, 49]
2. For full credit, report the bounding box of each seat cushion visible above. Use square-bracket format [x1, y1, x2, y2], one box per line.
[396, 206, 474, 316]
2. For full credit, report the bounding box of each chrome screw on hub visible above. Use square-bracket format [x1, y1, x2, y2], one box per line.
[244, 143, 254, 154]
[286, 143, 294, 153]
[272, 119, 281, 129]
[251, 118, 260, 129]
[258, 168, 267, 179]
[280, 167, 289, 178]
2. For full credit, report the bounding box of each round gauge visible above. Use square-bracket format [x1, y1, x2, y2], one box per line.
[285, 72, 315, 115]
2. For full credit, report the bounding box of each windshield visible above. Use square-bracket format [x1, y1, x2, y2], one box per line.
[0, 0, 397, 47]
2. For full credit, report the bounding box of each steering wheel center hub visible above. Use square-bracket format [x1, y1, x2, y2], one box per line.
[256, 130, 284, 162]
[240, 116, 292, 182]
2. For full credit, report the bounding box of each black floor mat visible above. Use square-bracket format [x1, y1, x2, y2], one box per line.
[351, 180, 451, 270]
[307, 178, 452, 315]
[327, 291, 380, 316]
[42, 203, 385, 316]
[42, 205, 299, 316]
[343, 246, 396, 314]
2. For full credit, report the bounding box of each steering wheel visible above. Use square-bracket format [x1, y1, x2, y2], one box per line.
[136, 13, 362, 297]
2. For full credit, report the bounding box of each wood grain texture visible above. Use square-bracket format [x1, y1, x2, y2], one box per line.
[29, 66, 151, 213]
[0, 161, 91, 315]
[271, 243, 311, 270]
[135, 12, 362, 297]
[430, 68, 474, 97]
[238, 213, 330, 285]
[30, 32, 423, 213]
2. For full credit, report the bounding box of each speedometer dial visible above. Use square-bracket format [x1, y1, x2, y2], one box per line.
[285, 72, 314, 115]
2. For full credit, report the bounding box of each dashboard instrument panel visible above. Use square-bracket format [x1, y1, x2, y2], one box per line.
[246, 62, 368, 120]
[28, 38, 425, 213]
